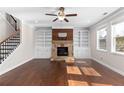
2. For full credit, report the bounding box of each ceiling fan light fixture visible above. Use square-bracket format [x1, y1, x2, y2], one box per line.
[58, 15, 65, 20]
[57, 9, 65, 21]
[45, 7, 77, 22]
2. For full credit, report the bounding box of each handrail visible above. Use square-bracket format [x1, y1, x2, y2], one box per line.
[9, 15, 17, 31]
[0, 13, 17, 32]
[10, 15, 17, 23]
[0, 31, 20, 44]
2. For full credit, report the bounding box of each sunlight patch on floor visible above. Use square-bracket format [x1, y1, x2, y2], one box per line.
[80, 67, 102, 76]
[68, 80, 89, 86]
[91, 82, 112, 86]
[66, 65, 82, 75]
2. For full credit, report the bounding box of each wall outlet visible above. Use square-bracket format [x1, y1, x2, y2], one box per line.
[100, 57, 103, 60]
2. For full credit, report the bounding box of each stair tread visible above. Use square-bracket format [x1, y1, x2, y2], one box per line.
[12, 38, 20, 39]
[2, 44, 17, 46]
[0, 48, 14, 50]
[0, 58, 4, 60]
[14, 36, 20, 38]
[10, 38, 20, 39]
[0, 53, 9, 54]
[6, 42, 20, 43]
[9, 39, 20, 40]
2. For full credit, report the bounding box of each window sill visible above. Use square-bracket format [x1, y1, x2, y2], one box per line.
[111, 51, 124, 56]
[97, 49, 108, 52]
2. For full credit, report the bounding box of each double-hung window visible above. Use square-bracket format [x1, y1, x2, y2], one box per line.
[97, 27, 107, 51]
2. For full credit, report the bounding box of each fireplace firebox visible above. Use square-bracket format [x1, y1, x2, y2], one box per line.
[57, 47, 68, 56]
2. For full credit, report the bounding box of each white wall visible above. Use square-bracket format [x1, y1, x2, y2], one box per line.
[90, 8, 124, 76]
[0, 23, 34, 75]
[0, 13, 15, 42]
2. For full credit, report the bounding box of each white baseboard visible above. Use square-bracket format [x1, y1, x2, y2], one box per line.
[0, 57, 34, 75]
[91, 57, 124, 76]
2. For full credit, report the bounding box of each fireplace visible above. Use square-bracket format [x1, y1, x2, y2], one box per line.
[51, 29, 74, 63]
[57, 47, 68, 56]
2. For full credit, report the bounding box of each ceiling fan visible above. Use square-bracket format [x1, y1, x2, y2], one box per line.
[45, 7, 77, 22]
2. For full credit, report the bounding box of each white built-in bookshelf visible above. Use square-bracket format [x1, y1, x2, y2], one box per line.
[35, 29, 52, 48]
[74, 29, 89, 47]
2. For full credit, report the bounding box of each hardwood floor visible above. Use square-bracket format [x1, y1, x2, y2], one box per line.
[0, 59, 124, 86]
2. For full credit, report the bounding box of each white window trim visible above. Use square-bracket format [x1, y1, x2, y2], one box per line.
[96, 27, 107, 51]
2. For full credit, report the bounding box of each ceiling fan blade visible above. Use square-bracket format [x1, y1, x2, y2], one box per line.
[66, 14, 77, 17]
[45, 13, 57, 16]
[64, 18, 69, 22]
[53, 18, 58, 22]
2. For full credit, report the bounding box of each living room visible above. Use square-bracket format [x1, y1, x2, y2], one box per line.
[0, 7, 124, 87]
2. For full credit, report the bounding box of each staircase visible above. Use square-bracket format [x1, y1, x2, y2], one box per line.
[0, 31, 20, 64]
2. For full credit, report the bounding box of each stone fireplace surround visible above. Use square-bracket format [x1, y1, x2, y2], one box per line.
[51, 29, 74, 63]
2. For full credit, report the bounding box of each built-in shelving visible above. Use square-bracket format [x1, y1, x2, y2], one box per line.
[35, 31, 52, 47]
[74, 30, 89, 47]
[34, 27, 52, 58]
[73, 28, 90, 58]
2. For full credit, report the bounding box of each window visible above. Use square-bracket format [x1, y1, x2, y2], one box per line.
[112, 22, 124, 53]
[97, 27, 107, 50]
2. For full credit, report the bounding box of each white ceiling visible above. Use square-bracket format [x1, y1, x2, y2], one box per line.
[0, 7, 120, 27]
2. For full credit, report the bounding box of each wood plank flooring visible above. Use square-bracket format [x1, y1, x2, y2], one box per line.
[0, 59, 124, 86]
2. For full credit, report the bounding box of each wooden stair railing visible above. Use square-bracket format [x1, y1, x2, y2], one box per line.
[9, 15, 17, 31]
[0, 31, 20, 64]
